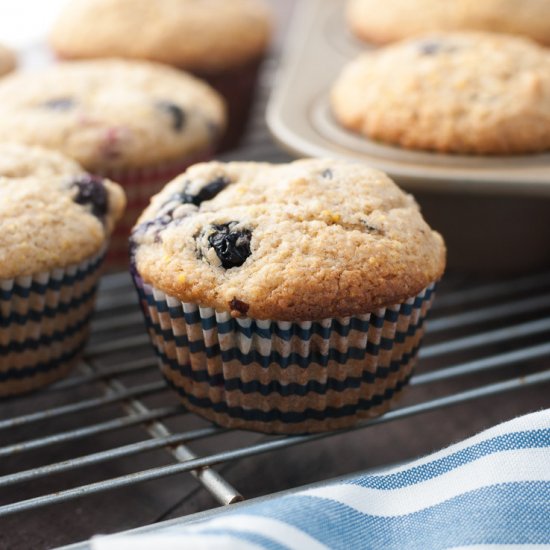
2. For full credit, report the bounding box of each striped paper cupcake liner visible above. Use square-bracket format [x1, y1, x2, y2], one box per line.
[132, 270, 436, 434]
[98, 149, 215, 271]
[190, 57, 264, 151]
[0, 248, 106, 397]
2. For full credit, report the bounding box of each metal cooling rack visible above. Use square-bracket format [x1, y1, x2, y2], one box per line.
[1, 269, 550, 549]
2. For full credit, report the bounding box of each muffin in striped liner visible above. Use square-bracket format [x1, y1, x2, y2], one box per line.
[0, 143, 125, 396]
[130, 159, 445, 433]
[1, 248, 106, 396]
[0, 59, 225, 269]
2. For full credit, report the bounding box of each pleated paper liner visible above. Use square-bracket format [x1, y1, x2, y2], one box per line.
[132, 269, 437, 434]
[190, 57, 264, 152]
[0, 248, 106, 397]
[98, 149, 215, 271]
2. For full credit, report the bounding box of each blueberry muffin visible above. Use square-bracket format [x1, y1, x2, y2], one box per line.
[0, 143, 125, 396]
[331, 32, 550, 155]
[0, 43, 15, 78]
[347, 0, 550, 45]
[130, 158, 445, 433]
[50, 0, 272, 150]
[0, 59, 225, 267]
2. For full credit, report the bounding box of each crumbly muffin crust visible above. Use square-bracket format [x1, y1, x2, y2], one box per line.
[331, 32, 550, 155]
[131, 159, 445, 320]
[0, 59, 225, 171]
[347, 0, 550, 45]
[0, 143, 125, 279]
[0, 43, 15, 78]
[50, 0, 271, 72]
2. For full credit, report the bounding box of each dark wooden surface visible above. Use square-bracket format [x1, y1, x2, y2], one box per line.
[1, 3, 549, 549]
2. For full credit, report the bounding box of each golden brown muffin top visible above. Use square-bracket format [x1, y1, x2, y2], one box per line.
[331, 32, 550, 154]
[0, 143, 125, 278]
[51, 0, 271, 72]
[131, 159, 445, 320]
[347, 0, 550, 45]
[0, 59, 225, 171]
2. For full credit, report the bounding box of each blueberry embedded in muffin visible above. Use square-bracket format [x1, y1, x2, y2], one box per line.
[41, 97, 77, 110]
[173, 176, 231, 206]
[200, 222, 253, 269]
[155, 100, 187, 132]
[71, 173, 109, 219]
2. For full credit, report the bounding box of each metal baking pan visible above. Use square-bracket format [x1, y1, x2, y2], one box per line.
[267, 0, 550, 273]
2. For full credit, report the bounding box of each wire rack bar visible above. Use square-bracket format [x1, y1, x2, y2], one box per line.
[43, 357, 157, 393]
[430, 271, 550, 310]
[91, 312, 144, 333]
[0, 380, 167, 431]
[0, 427, 221, 488]
[0, 406, 182, 458]
[428, 292, 550, 333]
[1, 368, 548, 518]
[97, 272, 134, 290]
[420, 317, 550, 359]
[412, 341, 550, 385]
[78, 361, 243, 505]
[86, 334, 150, 358]
[95, 293, 139, 311]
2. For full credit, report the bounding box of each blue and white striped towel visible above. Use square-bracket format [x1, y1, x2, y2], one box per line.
[93, 409, 550, 549]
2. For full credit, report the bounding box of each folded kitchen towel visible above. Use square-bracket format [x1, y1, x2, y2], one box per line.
[92, 409, 550, 549]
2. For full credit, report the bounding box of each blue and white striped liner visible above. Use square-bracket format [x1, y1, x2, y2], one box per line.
[133, 270, 437, 433]
[92, 409, 550, 550]
[0, 247, 105, 396]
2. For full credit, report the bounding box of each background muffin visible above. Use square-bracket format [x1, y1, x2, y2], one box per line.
[0, 42, 15, 78]
[0, 59, 225, 267]
[347, 0, 550, 45]
[331, 32, 550, 155]
[50, 0, 272, 150]
[130, 158, 445, 433]
[0, 143, 125, 396]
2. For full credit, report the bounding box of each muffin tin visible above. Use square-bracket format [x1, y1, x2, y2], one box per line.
[267, 0, 550, 272]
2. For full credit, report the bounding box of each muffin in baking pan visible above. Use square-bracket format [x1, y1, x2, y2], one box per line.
[0, 143, 125, 396]
[347, 0, 550, 45]
[49, 0, 272, 150]
[331, 32, 550, 155]
[0, 59, 225, 267]
[130, 158, 445, 433]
